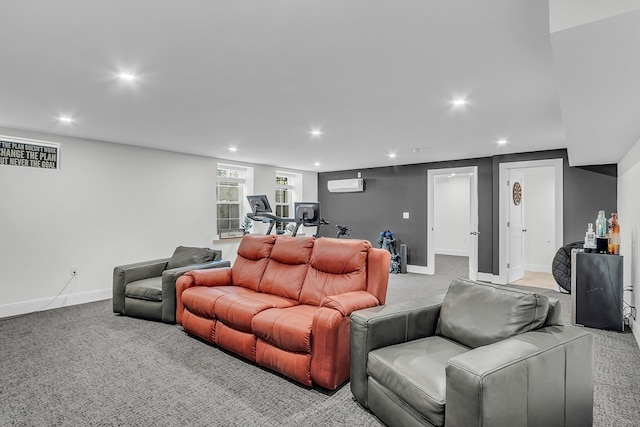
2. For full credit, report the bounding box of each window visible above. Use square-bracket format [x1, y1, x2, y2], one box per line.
[275, 173, 294, 232]
[217, 165, 245, 235]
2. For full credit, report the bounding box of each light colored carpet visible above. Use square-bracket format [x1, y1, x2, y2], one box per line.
[0, 255, 638, 426]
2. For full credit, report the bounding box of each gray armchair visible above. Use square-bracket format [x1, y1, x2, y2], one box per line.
[350, 278, 593, 427]
[113, 246, 230, 323]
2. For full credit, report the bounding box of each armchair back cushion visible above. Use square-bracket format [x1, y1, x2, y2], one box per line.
[231, 234, 276, 291]
[436, 278, 550, 348]
[167, 246, 221, 270]
[299, 238, 369, 306]
[260, 236, 315, 299]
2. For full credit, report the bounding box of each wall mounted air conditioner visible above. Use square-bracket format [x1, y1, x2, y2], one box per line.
[327, 178, 364, 193]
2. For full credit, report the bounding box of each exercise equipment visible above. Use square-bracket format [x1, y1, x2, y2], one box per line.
[291, 202, 328, 238]
[378, 230, 401, 274]
[246, 195, 295, 235]
[336, 224, 351, 238]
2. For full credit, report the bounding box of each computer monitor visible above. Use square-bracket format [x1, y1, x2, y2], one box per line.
[294, 202, 321, 226]
[247, 195, 272, 215]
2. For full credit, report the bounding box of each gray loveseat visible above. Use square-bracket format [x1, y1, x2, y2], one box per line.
[350, 278, 593, 427]
[113, 246, 230, 323]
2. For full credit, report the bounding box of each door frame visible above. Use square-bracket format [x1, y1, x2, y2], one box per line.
[498, 159, 563, 284]
[427, 166, 478, 279]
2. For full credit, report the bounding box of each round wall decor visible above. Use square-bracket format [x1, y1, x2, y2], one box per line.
[513, 181, 522, 205]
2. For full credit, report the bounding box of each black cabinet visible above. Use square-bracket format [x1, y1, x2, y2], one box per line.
[571, 252, 624, 331]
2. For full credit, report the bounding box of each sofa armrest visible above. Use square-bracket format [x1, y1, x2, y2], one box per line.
[320, 291, 380, 317]
[112, 258, 169, 315]
[161, 259, 231, 323]
[175, 266, 234, 325]
[349, 296, 443, 407]
[445, 326, 593, 427]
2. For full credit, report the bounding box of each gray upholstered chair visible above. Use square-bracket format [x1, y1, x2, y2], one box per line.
[113, 246, 230, 323]
[350, 278, 593, 427]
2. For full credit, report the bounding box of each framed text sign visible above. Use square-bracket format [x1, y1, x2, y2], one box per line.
[0, 136, 60, 169]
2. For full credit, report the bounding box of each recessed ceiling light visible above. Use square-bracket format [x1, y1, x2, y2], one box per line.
[388, 152, 398, 159]
[119, 73, 136, 81]
[313, 161, 320, 167]
[497, 139, 508, 145]
[452, 98, 467, 107]
[228, 146, 238, 152]
[309, 128, 323, 137]
[58, 116, 73, 123]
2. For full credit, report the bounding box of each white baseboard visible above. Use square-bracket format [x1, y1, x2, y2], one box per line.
[0, 288, 111, 319]
[435, 249, 469, 257]
[632, 318, 640, 349]
[525, 264, 552, 273]
[406, 265, 431, 275]
[476, 272, 497, 283]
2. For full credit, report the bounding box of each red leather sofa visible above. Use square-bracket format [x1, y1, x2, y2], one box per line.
[176, 234, 390, 390]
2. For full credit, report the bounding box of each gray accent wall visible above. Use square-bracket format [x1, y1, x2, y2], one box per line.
[318, 149, 617, 276]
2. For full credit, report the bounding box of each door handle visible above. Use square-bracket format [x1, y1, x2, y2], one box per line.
[470, 231, 481, 235]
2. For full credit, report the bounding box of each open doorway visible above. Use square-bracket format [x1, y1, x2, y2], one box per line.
[498, 159, 563, 288]
[427, 166, 478, 280]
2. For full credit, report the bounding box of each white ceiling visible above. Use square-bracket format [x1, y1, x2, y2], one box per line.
[1, 0, 638, 172]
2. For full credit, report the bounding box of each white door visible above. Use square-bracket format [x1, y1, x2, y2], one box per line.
[468, 171, 479, 281]
[427, 166, 478, 278]
[507, 170, 525, 283]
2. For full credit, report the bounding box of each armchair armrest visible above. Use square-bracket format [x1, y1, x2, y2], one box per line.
[112, 258, 169, 315]
[161, 259, 231, 323]
[445, 325, 593, 427]
[349, 296, 444, 407]
[320, 291, 380, 317]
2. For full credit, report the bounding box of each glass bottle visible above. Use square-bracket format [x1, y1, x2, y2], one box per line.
[596, 210, 607, 238]
[608, 213, 620, 255]
[584, 223, 596, 250]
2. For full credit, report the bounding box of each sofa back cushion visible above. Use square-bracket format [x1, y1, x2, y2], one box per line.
[299, 238, 369, 306]
[436, 278, 550, 348]
[167, 246, 220, 270]
[260, 236, 315, 299]
[232, 235, 276, 291]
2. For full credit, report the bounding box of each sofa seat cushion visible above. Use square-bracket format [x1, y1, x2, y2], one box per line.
[436, 278, 550, 348]
[181, 285, 255, 319]
[368, 336, 469, 427]
[214, 293, 299, 333]
[252, 305, 317, 353]
[125, 278, 162, 302]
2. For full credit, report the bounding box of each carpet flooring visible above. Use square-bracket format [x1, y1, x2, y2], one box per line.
[1, 255, 639, 426]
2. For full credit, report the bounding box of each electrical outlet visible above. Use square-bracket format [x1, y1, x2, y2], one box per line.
[70, 266, 78, 276]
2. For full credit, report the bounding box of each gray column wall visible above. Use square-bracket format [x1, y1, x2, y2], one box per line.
[318, 149, 617, 276]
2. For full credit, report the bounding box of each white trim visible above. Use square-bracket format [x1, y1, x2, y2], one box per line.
[216, 176, 245, 184]
[407, 265, 431, 275]
[476, 272, 497, 283]
[435, 249, 469, 257]
[0, 288, 111, 319]
[524, 263, 552, 273]
[499, 159, 563, 285]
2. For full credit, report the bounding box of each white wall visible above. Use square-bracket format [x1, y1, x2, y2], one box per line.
[0, 127, 317, 317]
[522, 167, 556, 273]
[434, 175, 470, 256]
[617, 138, 640, 346]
